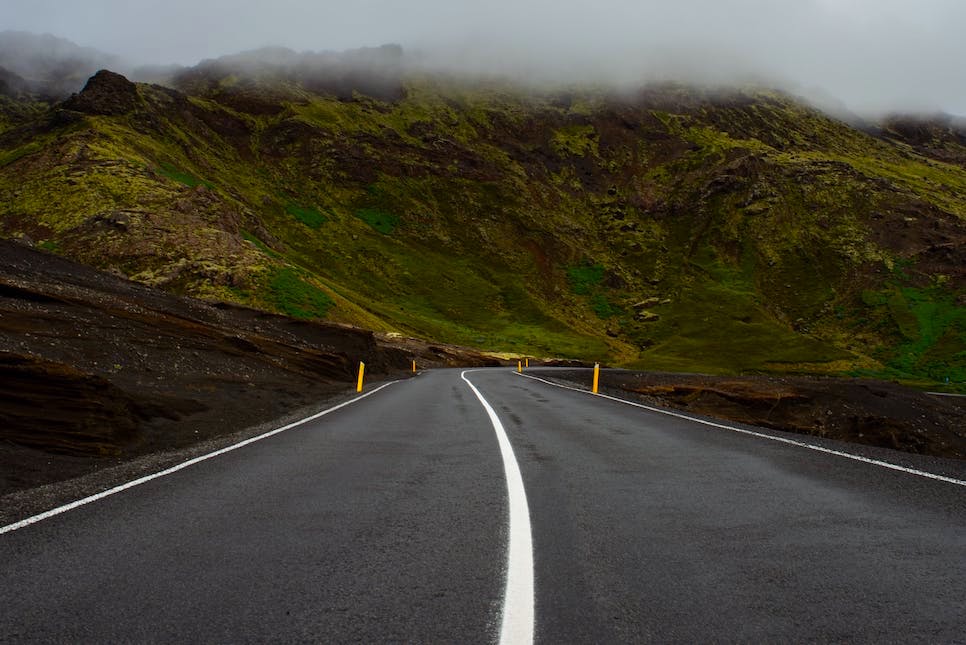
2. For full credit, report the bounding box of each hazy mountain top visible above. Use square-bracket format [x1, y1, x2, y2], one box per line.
[170, 44, 405, 101]
[0, 31, 121, 98]
[0, 33, 407, 101]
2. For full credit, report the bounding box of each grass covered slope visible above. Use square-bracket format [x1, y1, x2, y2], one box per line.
[1, 66, 964, 387]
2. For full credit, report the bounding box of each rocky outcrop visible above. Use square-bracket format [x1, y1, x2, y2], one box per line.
[62, 69, 141, 116]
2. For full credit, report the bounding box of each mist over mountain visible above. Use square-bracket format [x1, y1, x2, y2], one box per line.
[2, 16, 966, 121]
[170, 44, 406, 102]
[0, 31, 120, 98]
[5, 0, 966, 116]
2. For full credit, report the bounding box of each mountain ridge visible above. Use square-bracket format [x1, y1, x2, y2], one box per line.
[1, 62, 964, 388]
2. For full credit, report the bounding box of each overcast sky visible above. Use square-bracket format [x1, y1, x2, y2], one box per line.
[5, 0, 966, 115]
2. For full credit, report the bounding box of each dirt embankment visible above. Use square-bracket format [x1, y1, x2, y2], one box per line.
[0, 241, 499, 497]
[543, 369, 966, 459]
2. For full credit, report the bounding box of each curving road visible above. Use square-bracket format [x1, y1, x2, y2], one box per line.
[1, 368, 964, 643]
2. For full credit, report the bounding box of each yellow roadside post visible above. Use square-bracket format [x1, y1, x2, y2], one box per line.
[412, 359, 417, 373]
[357, 361, 365, 392]
[525, 358, 529, 368]
[592, 362, 600, 394]
[517, 360, 522, 373]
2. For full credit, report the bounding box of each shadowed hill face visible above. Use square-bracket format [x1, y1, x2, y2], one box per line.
[0, 68, 964, 388]
[880, 114, 966, 168]
[62, 69, 141, 115]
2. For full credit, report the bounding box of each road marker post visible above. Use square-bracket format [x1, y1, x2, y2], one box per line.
[517, 361, 522, 373]
[525, 358, 529, 368]
[357, 361, 365, 392]
[412, 359, 417, 373]
[592, 362, 600, 394]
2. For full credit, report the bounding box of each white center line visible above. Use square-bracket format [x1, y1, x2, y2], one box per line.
[0, 380, 401, 535]
[462, 370, 534, 645]
[516, 370, 966, 488]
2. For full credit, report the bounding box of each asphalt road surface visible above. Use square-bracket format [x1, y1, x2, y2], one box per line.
[1, 368, 964, 643]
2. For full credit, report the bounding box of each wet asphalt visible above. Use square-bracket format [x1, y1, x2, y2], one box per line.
[1, 368, 964, 643]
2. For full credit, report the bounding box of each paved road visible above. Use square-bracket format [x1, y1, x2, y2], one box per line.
[1, 368, 964, 643]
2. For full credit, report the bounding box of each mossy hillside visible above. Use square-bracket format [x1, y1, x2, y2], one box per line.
[1, 73, 964, 385]
[158, 162, 214, 189]
[0, 97, 49, 136]
[857, 284, 966, 385]
[285, 204, 327, 229]
[266, 267, 333, 319]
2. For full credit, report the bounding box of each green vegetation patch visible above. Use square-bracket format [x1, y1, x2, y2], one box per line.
[861, 285, 966, 383]
[158, 162, 214, 189]
[268, 268, 333, 319]
[0, 141, 44, 167]
[567, 264, 605, 295]
[355, 208, 399, 235]
[591, 294, 622, 319]
[551, 125, 599, 158]
[636, 296, 848, 374]
[566, 264, 623, 321]
[286, 204, 327, 229]
[630, 253, 850, 374]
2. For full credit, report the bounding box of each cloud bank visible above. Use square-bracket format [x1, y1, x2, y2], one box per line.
[4, 0, 966, 115]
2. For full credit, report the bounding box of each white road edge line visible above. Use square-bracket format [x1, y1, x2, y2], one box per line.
[516, 371, 966, 488]
[0, 380, 402, 535]
[462, 370, 534, 645]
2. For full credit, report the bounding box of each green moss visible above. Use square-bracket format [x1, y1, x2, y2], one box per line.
[629, 251, 851, 374]
[268, 268, 333, 319]
[158, 162, 214, 189]
[0, 141, 44, 167]
[881, 287, 965, 381]
[286, 204, 327, 229]
[567, 264, 605, 295]
[355, 207, 399, 235]
[551, 125, 599, 158]
[591, 294, 622, 319]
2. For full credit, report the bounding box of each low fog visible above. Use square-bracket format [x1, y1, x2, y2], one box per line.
[4, 0, 966, 116]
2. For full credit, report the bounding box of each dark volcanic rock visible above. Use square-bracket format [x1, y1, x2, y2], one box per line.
[0, 353, 145, 456]
[63, 69, 140, 116]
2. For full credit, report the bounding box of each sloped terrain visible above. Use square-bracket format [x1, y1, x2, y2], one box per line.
[0, 55, 964, 389]
[0, 240, 498, 496]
